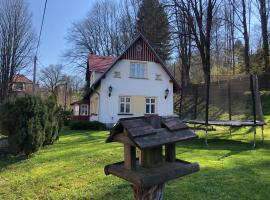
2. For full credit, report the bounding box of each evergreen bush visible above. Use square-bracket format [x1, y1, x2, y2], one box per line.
[61, 110, 72, 126]
[0, 95, 62, 156]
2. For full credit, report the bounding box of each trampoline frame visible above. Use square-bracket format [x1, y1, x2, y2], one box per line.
[179, 74, 267, 147]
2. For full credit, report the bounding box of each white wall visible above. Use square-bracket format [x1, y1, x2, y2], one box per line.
[98, 59, 174, 125]
[90, 71, 104, 86]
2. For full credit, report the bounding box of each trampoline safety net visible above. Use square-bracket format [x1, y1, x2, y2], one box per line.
[179, 75, 264, 123]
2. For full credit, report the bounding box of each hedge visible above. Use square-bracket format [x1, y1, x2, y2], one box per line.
[69, 120, 106, 130]
[0, 95, 62, 156]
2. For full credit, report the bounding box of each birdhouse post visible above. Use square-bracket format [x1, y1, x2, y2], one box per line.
[104, 115, 200, 200]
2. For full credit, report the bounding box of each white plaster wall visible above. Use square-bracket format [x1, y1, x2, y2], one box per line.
[90, 71, 104, 86]
[99, 59, 174, 124]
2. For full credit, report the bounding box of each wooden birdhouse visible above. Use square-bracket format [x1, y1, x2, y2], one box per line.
[104, 115, 200, 200]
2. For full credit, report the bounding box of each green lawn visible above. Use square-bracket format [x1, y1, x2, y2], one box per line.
[0, 126, 269, 199]
[0, 92, 269, 199]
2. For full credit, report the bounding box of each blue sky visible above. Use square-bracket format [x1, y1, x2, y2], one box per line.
[26, 0, 93, 74]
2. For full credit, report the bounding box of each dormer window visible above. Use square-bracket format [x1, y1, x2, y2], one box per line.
[130, 62, 147, 79]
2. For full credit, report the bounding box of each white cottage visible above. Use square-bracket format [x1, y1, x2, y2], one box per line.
[71, 34, 180, 127]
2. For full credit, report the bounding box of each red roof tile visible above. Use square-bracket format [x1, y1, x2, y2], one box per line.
[88, 54, 115, 72]
[13, 74, 32, 84]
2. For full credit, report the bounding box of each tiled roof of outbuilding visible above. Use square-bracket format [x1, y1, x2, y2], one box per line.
[13, 74, 32, 83]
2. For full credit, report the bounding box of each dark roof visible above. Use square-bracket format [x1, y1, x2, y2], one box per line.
[70, 99, 89, 105]
[13, 74, 32, 84]
[88, 54, 115, 72]
[86, 34, 180, 98]
[106, 116, 197, 149]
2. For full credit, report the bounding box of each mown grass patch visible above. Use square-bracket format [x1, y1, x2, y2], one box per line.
[0, 125, 269, 199]
[0, 91, 269, 199]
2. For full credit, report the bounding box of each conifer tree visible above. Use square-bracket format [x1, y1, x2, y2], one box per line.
[136, 0, 171, 61]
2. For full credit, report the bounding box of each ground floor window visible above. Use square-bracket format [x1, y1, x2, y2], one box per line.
[119, 96, 131, 114]
[14, 83, 24, 91]
[80, 104, 89, 116]
[145, 98, 156, 114]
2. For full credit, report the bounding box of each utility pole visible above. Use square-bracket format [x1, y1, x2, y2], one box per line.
[32, 56, 37, 95]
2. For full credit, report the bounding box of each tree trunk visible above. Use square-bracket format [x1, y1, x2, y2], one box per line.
[242, 0, 250, 73]
[131, 184, 164, 200]
[259, 0, 269, 73]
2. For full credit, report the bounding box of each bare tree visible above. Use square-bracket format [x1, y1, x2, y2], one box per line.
[241, 0, 251, 73]
[257, 0, 269, 72]
[174, 0, 217, 79]
[0, 0, 36, 102]
[39, 64, 64, 97]
[171, 0, 217, 123]
[171, 2, 192, 84]
[64, 0, 139, 71]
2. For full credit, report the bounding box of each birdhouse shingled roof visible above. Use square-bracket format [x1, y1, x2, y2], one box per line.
[106, 116, 197, 149]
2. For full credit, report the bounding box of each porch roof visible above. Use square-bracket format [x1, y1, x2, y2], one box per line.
[70, 99, 89, 105]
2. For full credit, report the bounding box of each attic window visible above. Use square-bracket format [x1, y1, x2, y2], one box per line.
[114, 71, 121, 78]
[130, 62, 147, 78]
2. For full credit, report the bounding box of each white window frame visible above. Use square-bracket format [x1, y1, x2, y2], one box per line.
[14, 83, 24, 91]
[119, 96, 131, 114]
[145, 97, 157, 114]
[80, 104, 89, 116]
[130, 62, 147, 78]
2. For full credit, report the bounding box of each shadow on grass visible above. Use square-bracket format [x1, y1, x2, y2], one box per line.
[0, 154, 26, 170]
[95, 158, 270, 200]
[0, 129, 109, 170]
[94, 183, 133, 200]
[177, 137, 270, 161]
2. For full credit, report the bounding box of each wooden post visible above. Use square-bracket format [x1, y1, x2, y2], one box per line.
[140, 146, 163, 168]
[228, 81, 232, 136]
[165, 144, 176, 162]
[227, 81, 232, 120]
[194, 85, 198, 120]
[124, 144, 136, 170]
[131, 183, 164, 200]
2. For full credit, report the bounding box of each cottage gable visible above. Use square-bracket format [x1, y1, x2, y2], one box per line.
[88, 34, 180, 92]
[121, 37, 159, 63]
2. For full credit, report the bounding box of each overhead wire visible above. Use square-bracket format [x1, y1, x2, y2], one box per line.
[35, 0, 48, 57]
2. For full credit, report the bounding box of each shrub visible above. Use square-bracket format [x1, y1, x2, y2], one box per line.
[43, 98, 63, 145]
[69, 120, 106, 130]
[0, 95, 62, 156]
[61, 110, 72, 126]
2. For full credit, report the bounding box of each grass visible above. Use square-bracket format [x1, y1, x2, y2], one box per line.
[0, 126, 269, 199]
[0, 92, 269, 199]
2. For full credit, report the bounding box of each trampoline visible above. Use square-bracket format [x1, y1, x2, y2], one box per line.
[179, 74, 266, 147]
